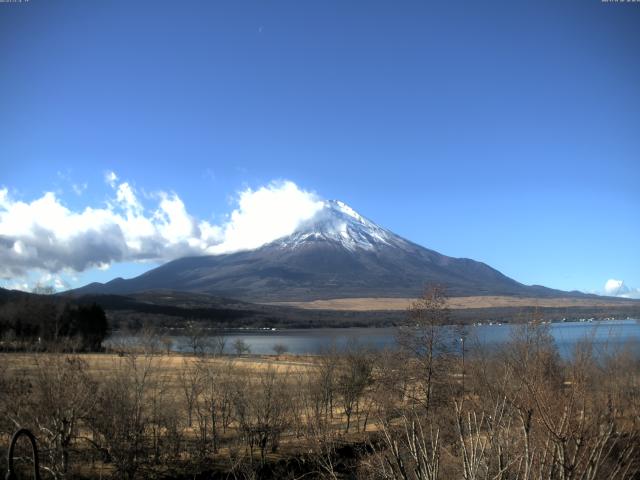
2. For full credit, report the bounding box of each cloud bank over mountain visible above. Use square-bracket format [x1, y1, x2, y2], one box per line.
[604, 279, 640, 300]
[0, 176, 322, 281]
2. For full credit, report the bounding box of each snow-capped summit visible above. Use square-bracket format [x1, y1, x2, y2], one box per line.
[276, 199, 403, 252]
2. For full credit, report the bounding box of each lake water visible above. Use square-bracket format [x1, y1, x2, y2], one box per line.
[110, 319, 640, 359]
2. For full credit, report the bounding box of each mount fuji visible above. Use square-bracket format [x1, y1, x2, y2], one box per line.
[70, 200, 572, 301]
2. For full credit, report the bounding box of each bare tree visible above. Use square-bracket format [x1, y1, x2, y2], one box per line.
[336, 345, 373, 433]
[193, 357, 237, 455]
[209, 332, 227, 356]
[160, 336, 173, 355]
[232, 366, 292, 465]
[87, 352, 158, 480]
[370, 409, 441, 480]
[146, 363, 174, 465]
[185, 321, 206, 355]
[397, 284, 450, 413]
[463, 320, 640, 480]
[313, 347, 339, 423]
[137, 326, 162, 354]
[233, 338, 251, 356]
[25, 354, 96, 478]
[272, 343, 288, 357]
[178, 359, 202, 428]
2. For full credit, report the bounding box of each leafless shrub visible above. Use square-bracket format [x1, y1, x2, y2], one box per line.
[233, 338, 251, 356]
[86, 352, 158, 480]
[185, 321, 207, 355]
[178, 359, 201, 428]
[1, 353, 96, 479]
[368, 408, 441, 480]
[273, 343, 288, 356]
[336, 345, 374, 433]
[232, 366, 292, 466]
[192, 357, 237, 455]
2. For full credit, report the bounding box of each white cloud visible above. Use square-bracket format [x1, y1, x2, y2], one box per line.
[72, 183, 88, 195]
[37, 273, 68, 291]
[155, 193, 196, 244]
[604, 279, 626, 296]
[4, 281, 30, 292]
[207, 180, 323, 254]
[603, 279, 640, 299]
[0, 177, 324, 283]
[104, 171, 118, 188]
[116, 182, 143, 216]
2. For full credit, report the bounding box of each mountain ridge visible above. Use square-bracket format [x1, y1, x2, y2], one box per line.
[68, 200, 593, 302]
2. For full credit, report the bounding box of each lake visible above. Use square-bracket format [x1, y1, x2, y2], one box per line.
[109, 319, 640, 359]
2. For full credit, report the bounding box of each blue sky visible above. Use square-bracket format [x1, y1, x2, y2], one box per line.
[1, 0, 639, 296]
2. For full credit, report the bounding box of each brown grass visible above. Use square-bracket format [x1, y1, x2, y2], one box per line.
[0, 351, 318, 379]
[267, 295, 639, 311]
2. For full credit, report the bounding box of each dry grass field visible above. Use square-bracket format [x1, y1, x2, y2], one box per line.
[269, 295, 640, 311]
[1, 351, 318, 383]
